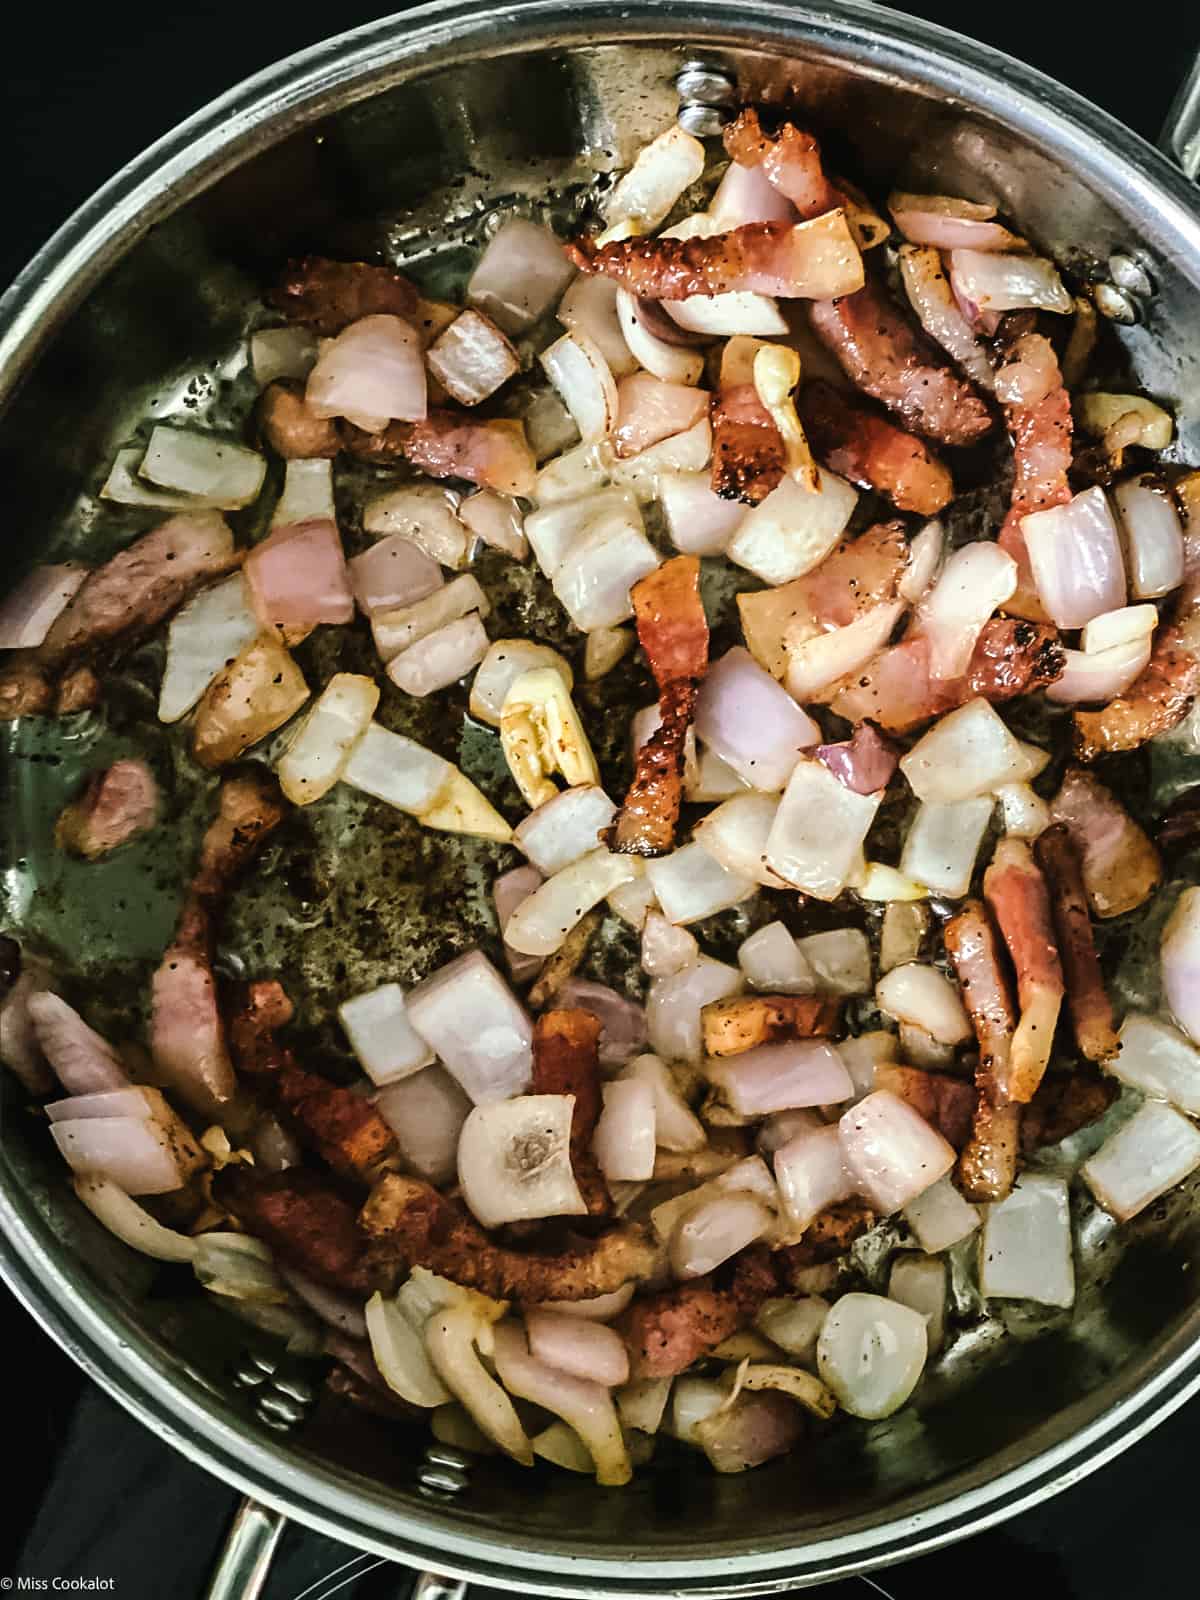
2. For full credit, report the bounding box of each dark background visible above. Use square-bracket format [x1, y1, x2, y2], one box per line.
[2, 4, 1198, 1597]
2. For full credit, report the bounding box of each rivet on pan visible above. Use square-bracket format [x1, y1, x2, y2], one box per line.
[250, 1351, 279, 1376]
[258, 1392, 309, 1428]
[674, 62, 738, 106]
[233, 1359, 268, 1389]
[1107, 253, 1155, 299]
[677, 103, 733, 137]
[425, 1444, 473, 1471]
[1092, 282, 1140, 326]
[272, 1374, 316, 1404]
[418, 1466, 470, 1497]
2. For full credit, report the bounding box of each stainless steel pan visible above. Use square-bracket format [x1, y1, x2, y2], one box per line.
[3, 4, 1200, 1596]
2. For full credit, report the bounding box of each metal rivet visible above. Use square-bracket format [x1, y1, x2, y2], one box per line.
[678, 103, 733, 137]
[674, 62, 737, 106]
[424, 1445, 472, 1471]
[260, 1412, 297, 1433]
[233, 1361, 268, 1389]
[418, 1467, 470, 1496]
[1092, 282, 1140, 325]
[258, 1392, 308, 1426]
[272, 1374, 316, 1404]
[1107, 253, 1154, 298]
[250, 1352, 279, 1375]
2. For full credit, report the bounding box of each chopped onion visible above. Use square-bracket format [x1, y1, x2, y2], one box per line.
[537, 1284, 638, 1324]
[525, 487, 632, 576]
[459, 490, 528, 561]
[427, 309, 519, 406]
[100, 447, 231, 511]
[342, 721, 452, 815]
[773, 1123, 853, 1231]
[525, 386, 582, 464]
[363, 1291, 452, 1407]
[710, 160, 797, 226]
[899, 699, 1034, 805]
[671, 1377, 727, 1445]
[338, 981, 434, 1086]
[469, 639, 571, 728]
[27, 993, 128, 1095]
[840, 1089, 956, 1212]
[513, 785, 616, 876]
[852, 862, 928, 904]
[657, 472, 746, 556]
[658, 214, 791, 338]
[835, 1032, 896, 1099]
[431, 1404, 500, 1456]
[532, 1421, 592, 1473]
[526, 1309, 630, 1387]
[755, 1295, 829, 1359]
[818, 1292, 927, 1418]
[1110, 1013, 1200, 1115]
[250, 324, 318, 387]
[72, 1176, 197, 1262]
[646, 958, 743, 1067]
[797, 929, 872, 996]
[1112, 476, 1184, 599]
[139, 425, 266, 508]
[245, 518, 354, 627]
[1079, 604, 1158, 654]
[1162, 887, 1200, 1044]
[615, 290, 705, 386]
[584, 626, 634, 680]
[900, 797, 994, 897]
[606, 874, 660, 929]
[0, 565, 86, 650]
[727, 470, 859, 586]
[694, 794, 783, 888]
[468, 217, 576, 334]
[613, 373, 709, 460]
[995, 782, 1051, 840]
[307, 314, 425, 423]
[557, 274, 637, 377]
[887, 1254, 946, 1353]
[540, 331, 618, 445]
[916, 543, 1017, 681]
[764, 758, 883, 900]
[552, 509, 660, 632]
[695, 648, 819, 793]
[785, 602, 903, 703]
[158, 572, 259, 723]
[271, 458, 335, 530]
[876, 964, 970, 1045]
[1046, 638, 1152, 705]
[405, 950, 533, 1104]
[505, 851, 639, 958]
[1082, 1100, 1200, 1222]
[349, 535, 443, 617]
[278, 672, 378, 804]
[890, 194, 1023, 253]
[685, 745, 750, 804]
[903, 1173, 979, 1253]
[192, 1234, 288, 1303]
[1022, 485, 1127, 629]
[371, 574, 490, 663]
[645, 843, 757, 926]
[426, 1301, 532, 1463]
[491, 1321, 631, 1485]
[737, 922, 815, 995]
[363, 484, 468, 570]
[387, 612, 489, 697]
[458, 1095, 586, 1227]
[670, 1192, 774, 1279]
[602, 125, 706, 238]
[52, 1114, 197, 1195]
[898, 1024, 955, 1069]
[611, 417, 713, 503]
[948, 249, 1072, 314]
[641, 912, 699, 979]
[897, 247, 994, 390]
[592, 1078, 657, 1182]
[555, 980, 647, 1067]
[978, 1171, 1075, 1305]
[373, 1065, 471, 1186]
[616, 1376, 672, 1434]
[622, 1053, 707, 1150]
[1077, 392, 1173, 452]
[709, 1042, 853, 1118]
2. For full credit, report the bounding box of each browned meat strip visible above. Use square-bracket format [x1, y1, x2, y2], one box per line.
[1034, 825, 1120, 1063]
[342, 410, 536, 498]
[983, 839, 1064, 1104]
[54, 665, 101, 715]
[701, 994, 843, 1057]
[710, 383, 786, 504]
[723, 108, 842, 217]
[956, 1101, 1022, 1204]
[214, 1166, 373, 1294]
[798, 380, 953, 515]
[995, 332, 1073, 621]
[808, 279, 993, 447]
[963, 618, 1064, 700]
[945, 900, 1020, 1201]
[622, 1246, 778, 1378]
[1074, 621, 1200, 759]
[0, 656, 53, 720]
[1049, 767, 1161, 918]
[55, 759, 159, 861]
[874, 1065, 975, 1149]
[268, 255, 419, 336]
[1020, 1072, 1119, 1153]
[776, 1200, 877, 1277]
[531, 1008, 609, 1217]
[257, 381, 342, 459]
[360, 1172, 661, 1301]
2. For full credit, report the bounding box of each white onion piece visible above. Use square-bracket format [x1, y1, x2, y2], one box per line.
[45, 1087, 160, 1123]
[373, 1066, 471, 1187]
[888, 1254, 946, 1353]
[1082, 1100, 1200, 1222]
[427, 309, 519, 405]
[458, 1096, 586, 1227]
[657, 471, 747, 556]
[342, 722, 451, 815]
[592, 1078, 657, 1182]
[348, 535, 443, 617]
[880, 903, 929, 974]
[755, 1296, 829, 1360]
[852, 862, 928, 904]
[611, 417, 713, 503]
[903, 1174, 979, 1253]
[27, 993, 128, 1095]
[876, 964, 970, 1044]
[785, 602, 903, 703]
[552, 510, 660, 632]
[505, 851, 640, 957]
[948, 249, 1072, 314]
[737, 922, 815, 994]
[835, 1032, 896, 1100]
[364, 1292, 452, 1408]
[426, 1303, 532, 1463]
[817, 1292, 928, 1418]
[584, 626, 634, 681]
[1112, 476, 1185, 599]
[532, 1423, 593, 1474]
[525, 1309, 630, 1387]
[307, 314, 425, 423]
[727, 470, 859, 586]
[614, 373, 709, 459]
[0, 564, 85, 650]
[363, 484, 468, 570]
[271, 457, 336, 530]
[670, 1193, 774, 1279]
[1022, 486, 1127, 629]
[757, 1108, 824, 1155]
[646, 958, 743, 1066]
[797, 929, 873, 997]
[557, 274, 637, 377]
[467, 217, 575, 334]
[338, 981, 434, 1086]
[898, 1024, 955, 1070]
[250, 325, 318, 387]
[900, 797, 994, 897]
[1046, 638, 1152, 705]
[405, 950, 533, 1104]
[540, 331, 618, 444]
[995, 783, 1051, 840]
[764, 759, 883, 900]
[896, 520, 945, 606]
[616, 1375, 672, 1434]
[1162, 887, 1200, 1044]
[606, 874, 660, 930]
[774, 1123, 854, 1231]
[899, 698, 1033, 804]
[525, 487, 634, 577]
[538, 1284, 638, 1324]
[158, 572, 260, 724]
[470, 639, 572, 727]
[139, 425, 266, 508]
[513, 785, 616, 876]
[72, 1176, 197, 1263]
[621, 1053, 707, 1151]
[710, 1042, 854, 1118]
[645, 843, 757, 926]
[371, 575, 490, 663]
[1080, 604, 1158, 653]
[916, 543, 1017, 681]
[52, 1116, 192, 1195]
[840, 1089, 956, 1212]
[615, 289, 705, 386]
[897, 247, 994, 390]
[695, 648, 819, 793]
[387, 612, 490, 697]
[192, 1236, 286, 1306]
[1077, 393, 1174, 451]
[641, 912, 699, 979]
[978, 1172, 1075, 1305]
[1110, 1013, 1200, 1114]
[525, 386, 582, 463]
[556, 980, 647, 1066]
[685, 745, 750, 804]
[603, 125, 706, 237]
[694, 794, 784, 888]
[459, 489, 528, 561]
[278, 672, 379, 804]
[100, 447, 233, 511]
[671, 1377, 727, 1445]
[492, 1321, 631, 1485]
[710, 160, 797, 226]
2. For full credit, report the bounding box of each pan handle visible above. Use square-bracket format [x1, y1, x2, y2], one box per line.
[1161, 54, 1200, 177]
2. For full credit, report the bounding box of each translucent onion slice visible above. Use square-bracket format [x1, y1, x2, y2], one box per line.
[839, 1088, 956, 1212]
[540, 330, 619, 444]
[902, 1173, 979, 1253]
[492, 1321, 631, 1485]
[158, 573, 260, 724]
[898, 699, 1033, 805]
[338, 982, 434, 1087]
[978, 1172, 1075, 1305]
[817, 1291, 928, 1418]
[365, 1291, 453, 1407]
[139, 425, 266, 508]
[278, 672, 379, 804]
[72, 1176, 198, 1263]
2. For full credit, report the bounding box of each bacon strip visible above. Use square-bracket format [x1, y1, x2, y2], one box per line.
[723, 109, 843, 218]
[1049, 767, 1161, 918]
[360, 1172, 661, 1302]
[944, 900, 1020, 1201]
[214, 1167, 373, 1294]
[700, 994, 842, 1057]
[710, 383, 786, 503]
[531, 1008, 609, 1216]
[341, 410, 536, 498]
[605, 556, 709, 856]
[956, 1100, 1022, 1205]
[874, 1064, 975, 1149]
[983, 840, 1064, 1104]
[566, 216, 863, 302]
[995, 332, 1073, 621]
[268, 255, 419, 337]
[1074, 620, 1200, 760]
[257, 381, 342, 459]
[798, 380, 953, 515]
[1034, 825, 1119, 1063]
[621, 1245, 778, 1378]
[55, 759, 159, 861]
[1020, 1072, 1118, 1153]
[776, 1199, 877, 1277]
[808, 279, 993, 447]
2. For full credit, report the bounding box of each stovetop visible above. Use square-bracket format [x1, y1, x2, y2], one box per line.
[2, 4, 1196, 1594]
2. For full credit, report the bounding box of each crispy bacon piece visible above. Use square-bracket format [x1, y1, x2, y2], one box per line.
[0, 656, 54, 721]
[1020, 1071, 1119, 1153]
[55, 758, 159, 861]
[798, 380, 953, 515]
[229, 979, 294, 1071]
[566, 217, 863, 302]
[964, 617, 1064, 700]
[1034, 825, 1119, 1063]
[341, 410, 536, 498]
[776, 1200, 877, 1277]
[532, 1008, 609, 1217]
[995, 333, 1073, 621]
[605, 556, 709, 857]
[214, 1167, 373, 1294]
[710, 383, 786, 503]
[54, 665, 101, 715]
[1074, 620, 1200, 760]
[268, 255, 419, 337]
[808, 279, 993, 447]
[945, 900, 1020, 1201]
[956, 1101, 1022, 1204]
[360, 1172, 661, 1302]
[257, 381, 342, 459]
[700, 994, 842, 1057]
[621, 1245, 778, 1378]
[805, 520, 909, 627]
[983, 839, 1064, 1104]
[1049, 767, 1161, 918]
[874, 1065, 975, 1149]
[723, 108, 842, 217]
[528, 911, 603, 1010]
